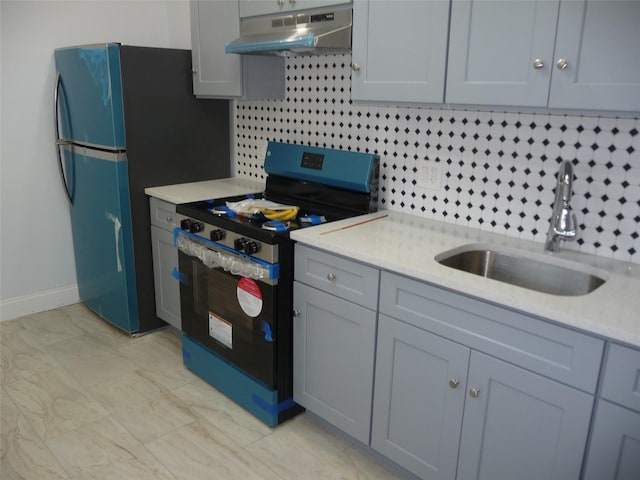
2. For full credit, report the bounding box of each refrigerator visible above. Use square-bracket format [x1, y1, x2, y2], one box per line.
[54, 44, 230, 334]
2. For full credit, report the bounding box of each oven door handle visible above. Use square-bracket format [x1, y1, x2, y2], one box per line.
[175, 229, 278, 281]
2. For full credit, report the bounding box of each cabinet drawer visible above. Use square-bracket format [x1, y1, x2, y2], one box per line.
[601, 344, 640, 413]
[150, 197, 177, 231]
[295, 245, 379, 309]
[379, 271, 603, 393]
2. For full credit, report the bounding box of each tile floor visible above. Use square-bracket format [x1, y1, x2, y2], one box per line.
[1, 303, 412, 479]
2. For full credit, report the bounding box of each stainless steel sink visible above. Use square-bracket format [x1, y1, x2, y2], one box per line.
[436, 247, 606, 296]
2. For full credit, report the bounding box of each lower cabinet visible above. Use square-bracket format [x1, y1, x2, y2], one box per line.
[293, 246, 605, 479]
[583, 344, 640, 479]
[583, 400, 640, 480]
[372, 315, 593, 480]
[371, 314, 469, 480]
[293, 281, 377, 444]
[456, 351, 593, 480]
[149, 198, 181, 330]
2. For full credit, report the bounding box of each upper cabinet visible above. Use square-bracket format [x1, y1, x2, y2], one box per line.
[351, 0, 450, 104]
[239, 0, 350, 17]
[446, 0, 640, 112]
[549, 0, 640, 111]
[190, 0, 284, 99]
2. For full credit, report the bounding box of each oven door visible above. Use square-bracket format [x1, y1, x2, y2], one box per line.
[177, 234, 277, 388]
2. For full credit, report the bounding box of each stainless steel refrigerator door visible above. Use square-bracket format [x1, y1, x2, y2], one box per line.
[62, 144, 139, 332]
[54, 44, 126, 149]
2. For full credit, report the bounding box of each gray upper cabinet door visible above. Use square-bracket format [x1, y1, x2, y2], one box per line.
[549, 0, 640, 112]
[239, 0, 349, 17]
[457, 351, 594, 480]
[446, 0, 559, 107]
[292, 281, 377, 444]
[583, 399, 640, 480]
[190, 0, 243, 97]
[351, 0, 450, 103]
[190, 0, 285, 99]
[371, 314, 470, 480]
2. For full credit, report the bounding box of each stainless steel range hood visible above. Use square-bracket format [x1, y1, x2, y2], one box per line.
[225, 7, 352, 57]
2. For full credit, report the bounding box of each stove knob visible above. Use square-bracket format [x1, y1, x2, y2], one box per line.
[245, 241, 260, 255]
[180, 218, 192, 231]
[234, 237, 248, 251]
[189, 221, 204, 234]
[210, 229, 226, 241]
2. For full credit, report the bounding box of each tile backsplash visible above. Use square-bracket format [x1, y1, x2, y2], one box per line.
[232, 54, 640, 264]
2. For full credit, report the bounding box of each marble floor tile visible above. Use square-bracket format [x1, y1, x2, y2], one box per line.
[1, 387, 70, 479]
[44, 333, 135, 387]
[3, 368, 109, 441]
[1, 328, 63, 385]
[171, 379, 273, 447]
[45, 416, 175, 480]
[1, 306, 416, 480]
[145, 419, 282, 480]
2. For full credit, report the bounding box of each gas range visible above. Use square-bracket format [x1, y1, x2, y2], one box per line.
[177, 141, 379, 426]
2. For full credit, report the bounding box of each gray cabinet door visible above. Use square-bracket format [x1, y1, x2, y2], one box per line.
[293, 281, 376, 444]
[150, 225, 181, 329]
[351, 0, 449, 103]
[446, 0, 559, 107]
[190, 0, 284, 99]
[371, 314, 470, 480]
[190, 0, 243, 97]
[457, 351, 594, 480]
[549, 0, 640, 112]
[583, 399, 640, 480]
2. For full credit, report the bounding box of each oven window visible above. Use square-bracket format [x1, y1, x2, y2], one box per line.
[180, 253, 277, 388]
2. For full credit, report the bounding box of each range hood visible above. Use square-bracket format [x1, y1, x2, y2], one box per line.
[225, 7, 352, 56]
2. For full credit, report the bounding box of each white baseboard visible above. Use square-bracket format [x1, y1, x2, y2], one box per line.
[0, 284, 80, 322]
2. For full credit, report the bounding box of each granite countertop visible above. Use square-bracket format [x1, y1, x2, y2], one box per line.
[145, 178, 265, 204]
[291, 210, 640, 347]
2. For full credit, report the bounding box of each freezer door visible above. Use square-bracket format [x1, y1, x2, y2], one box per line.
[54, 44, 126, 149]
[64, 145, 139, 332]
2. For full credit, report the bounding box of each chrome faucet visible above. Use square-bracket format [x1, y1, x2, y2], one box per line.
[545, 161, 577, 252]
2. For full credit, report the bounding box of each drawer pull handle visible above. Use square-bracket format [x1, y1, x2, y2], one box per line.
[327, 273, 336, 281]
[469, 387, 480, 398]
[166, 216, 173, 222]
[449, 379, 460, 389]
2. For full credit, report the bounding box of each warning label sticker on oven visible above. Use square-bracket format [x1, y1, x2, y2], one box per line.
[209, 312, 232, 349]
[237, 277, 263, 317]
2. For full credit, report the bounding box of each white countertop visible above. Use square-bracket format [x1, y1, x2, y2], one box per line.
[291, 210, 640, 347]
[145, 178, 265, 204]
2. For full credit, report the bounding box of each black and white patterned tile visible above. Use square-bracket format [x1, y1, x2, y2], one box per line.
[233, 54, 640, 264]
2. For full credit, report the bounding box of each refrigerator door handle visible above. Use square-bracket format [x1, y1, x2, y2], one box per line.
[54, 72, 73, 204]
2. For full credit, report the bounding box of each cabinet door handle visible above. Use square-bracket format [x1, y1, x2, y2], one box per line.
[449, 379, 460, 389]
[327, 273, 337, 281]
[191, 68, 198, 74]
[292, 309, 301, 317]
[351, 63, 361, 71]
[556, 58, 568, 70]
[277, 0, 285, 5]
[469, 387, 480, 398]
[533, 58, 544, 69]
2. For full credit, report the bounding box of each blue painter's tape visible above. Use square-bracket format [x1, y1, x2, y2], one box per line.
[261, 320, 274, 342]
[171, 267, 187, 284]
[174, 228, 279, 281]
[182, 347, 191, 362]
[251, 394, 296, 415]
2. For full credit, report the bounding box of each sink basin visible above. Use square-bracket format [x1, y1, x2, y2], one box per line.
[436, 247, 606, 296]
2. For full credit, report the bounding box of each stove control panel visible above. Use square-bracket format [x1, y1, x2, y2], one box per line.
[176, 214, 277, 264]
